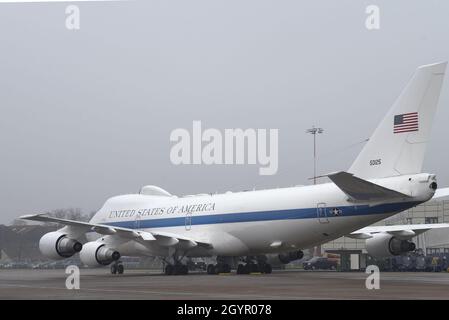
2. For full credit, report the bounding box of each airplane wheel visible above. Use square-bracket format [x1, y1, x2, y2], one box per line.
[173, 264, 188, 275]
[215, 263, 230, 274]
[165, 264, 174, 275]
[173, 264, 181, 275]
[110, 264, 117, 275]
[237, 264, 244, 274]
[263, 264, 272, 274]
[250, 263, 259, 273]
[181, 265, 189, 275]
[243, 264, 252, 274]
[117, 264, 124, 274]
[207, 264, 216, 275]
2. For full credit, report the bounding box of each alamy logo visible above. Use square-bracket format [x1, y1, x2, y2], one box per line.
[365, 265, 380, 290]
[0, 0, 121, 30]
[365, 5, 380, 30]
[65, 265, 80, 290]
[170, 121, 279, 175]
[66, 5, 81, 30]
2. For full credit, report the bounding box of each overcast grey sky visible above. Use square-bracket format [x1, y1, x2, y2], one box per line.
[1, 0, 448, 224]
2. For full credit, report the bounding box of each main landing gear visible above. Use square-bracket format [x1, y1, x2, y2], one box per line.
[206, 256, 233, 274]
[164, 263, 189, 275]
[205, 256, 272, 275]
[163, 249, 190, 275]
[206, 261, 272, 275]
[236, 261, 272, 275]
[110, 261, 124, 275]
[206, 263, 232, 275]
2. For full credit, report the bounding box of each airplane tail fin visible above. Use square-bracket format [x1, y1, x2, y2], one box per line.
[349, 62, 447, 179]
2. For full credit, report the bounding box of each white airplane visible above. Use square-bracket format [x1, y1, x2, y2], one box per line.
[22, 62, 449, 275]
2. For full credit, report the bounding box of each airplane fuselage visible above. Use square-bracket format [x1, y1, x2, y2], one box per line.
[89, 173, 436, 258]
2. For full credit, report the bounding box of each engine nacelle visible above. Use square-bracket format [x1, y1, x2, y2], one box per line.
[269, 250, 304, 265]
[39, 231, 83, 260]
[80, 241, 121, 267]
[366, 233, 416, 258]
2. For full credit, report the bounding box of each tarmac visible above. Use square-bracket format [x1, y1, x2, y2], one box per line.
[1, 268, 449, 299]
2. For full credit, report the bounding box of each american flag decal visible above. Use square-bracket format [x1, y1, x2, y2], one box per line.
[393, 112, 419, 134]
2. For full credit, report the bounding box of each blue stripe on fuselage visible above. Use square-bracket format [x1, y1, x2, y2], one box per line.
[104, 201, 420, 229]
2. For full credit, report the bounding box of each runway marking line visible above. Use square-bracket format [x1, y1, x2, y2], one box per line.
[0, 283, 311, 300]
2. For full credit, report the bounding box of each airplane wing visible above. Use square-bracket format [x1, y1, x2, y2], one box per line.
[20, 214, 213, 249]
[346, 187, 449, 240]
[433, 187, 449, 199]
[327, 171, 411, 201]
[348, 223, 449, 240]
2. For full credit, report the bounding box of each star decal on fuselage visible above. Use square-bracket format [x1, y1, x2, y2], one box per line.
[330, 208, 342, 216]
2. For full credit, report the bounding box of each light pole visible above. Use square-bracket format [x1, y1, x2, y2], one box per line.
[306, 126, 324, 258]
[306, 126, 324, 185]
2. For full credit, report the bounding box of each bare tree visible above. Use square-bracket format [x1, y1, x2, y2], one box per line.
[51, 208, 84, 220]
[10, 208, 93, 227]
[10, 219, 28, 226]
[33, 208, 91, 226]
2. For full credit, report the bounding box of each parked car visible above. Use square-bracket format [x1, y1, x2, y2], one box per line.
[303, 257, 337, 270]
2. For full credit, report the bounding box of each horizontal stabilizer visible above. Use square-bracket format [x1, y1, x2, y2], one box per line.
[328, 171, 411, 202]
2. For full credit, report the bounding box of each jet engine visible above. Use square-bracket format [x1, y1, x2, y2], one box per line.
[39, 231, 83, 260]
[366, 233, 416, 258]
[80, 241, 121, 267]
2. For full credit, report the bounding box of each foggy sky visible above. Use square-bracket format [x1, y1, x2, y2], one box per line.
[1, 0, 449, 224]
